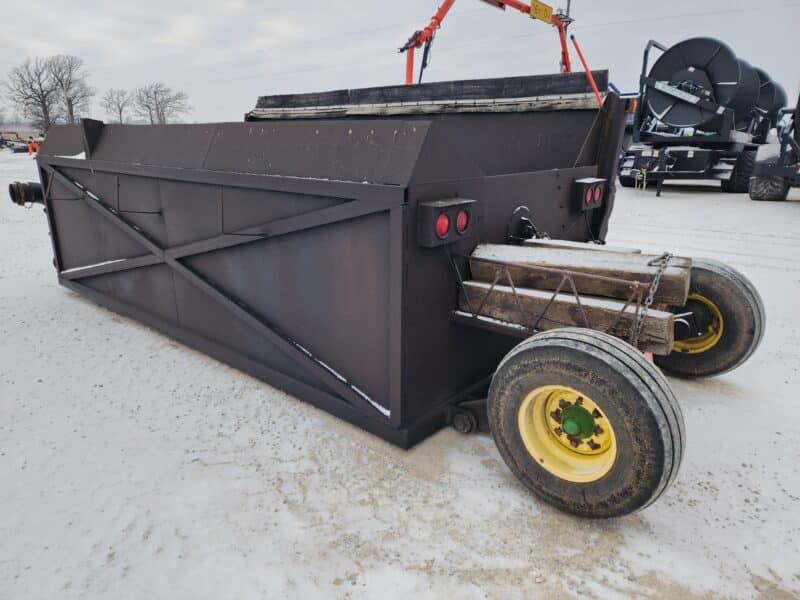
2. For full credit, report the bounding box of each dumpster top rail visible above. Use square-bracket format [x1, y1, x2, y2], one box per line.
[246, 70, 607, 120]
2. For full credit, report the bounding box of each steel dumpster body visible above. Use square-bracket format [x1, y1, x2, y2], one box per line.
[33, 71, 625, 448]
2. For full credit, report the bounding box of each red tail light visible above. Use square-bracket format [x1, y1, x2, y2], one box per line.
[455, 209, 470, 234]
[435, 213, 450, 238]
[574, 177, 607, 213]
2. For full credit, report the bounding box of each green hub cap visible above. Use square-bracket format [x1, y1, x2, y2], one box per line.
[559, 405, 596, 439]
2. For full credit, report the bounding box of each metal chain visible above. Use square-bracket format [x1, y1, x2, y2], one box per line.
[632, 252, 673, 347]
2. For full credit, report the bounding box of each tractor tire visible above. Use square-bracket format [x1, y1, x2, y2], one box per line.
[749, 175, 790, 201]
[721, 150, 756, 193]
[488, 328, 684, 518]
[655, 259, 765, 378]
[618, 175, 636, 188]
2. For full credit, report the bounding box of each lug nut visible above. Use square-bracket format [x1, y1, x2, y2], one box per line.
[559, 399, 569, 409]
[594, 425, 604, 435]
[550, 410, 562, 423]
[554, 427, 563, 436]
[575, 397, 583, 406]
[592, 409, 602, 419]
[587, 439, 601, 450]
[569, 438, 580, 448]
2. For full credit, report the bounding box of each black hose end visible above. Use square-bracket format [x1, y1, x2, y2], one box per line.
[8, 181, 44, 206]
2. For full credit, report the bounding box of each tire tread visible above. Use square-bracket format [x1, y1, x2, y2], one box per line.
[749, 174, 789, 201]
[490, 328, 685, 516]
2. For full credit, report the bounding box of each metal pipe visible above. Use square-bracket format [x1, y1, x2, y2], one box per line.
[8, 181, 44, 206]
[496, 0, 530, 14]
[403, 0, 458, 84]
[405, 46, 416, 85]
[555, 19, 572, 73]
[570, 35, 602, 106]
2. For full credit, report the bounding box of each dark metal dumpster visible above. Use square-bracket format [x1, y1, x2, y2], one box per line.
[13, 67, 770, 518]
[31, 71, 619, 448]
[20, 72, 752, 517]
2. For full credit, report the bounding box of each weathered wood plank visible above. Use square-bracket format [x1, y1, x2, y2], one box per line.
[470, 244, 690, 306]
[460, 281, 675, 355]
[253, 71, 609, 110]
[247, 94, 598, 121]
[523, 238, 642, 254]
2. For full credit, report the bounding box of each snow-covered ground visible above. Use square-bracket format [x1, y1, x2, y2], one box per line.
[1, 148, 799, 599]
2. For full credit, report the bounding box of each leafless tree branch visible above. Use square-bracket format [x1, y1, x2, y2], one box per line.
[48, 55, 95, 124]
[134, 83, 191, 125]
[100, 88, 134, 123]
[3, 57, 62, 131]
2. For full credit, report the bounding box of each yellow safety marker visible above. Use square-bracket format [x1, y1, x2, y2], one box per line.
[530, 0, 554, 24]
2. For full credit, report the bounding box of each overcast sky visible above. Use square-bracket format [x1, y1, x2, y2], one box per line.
[1, 0, 799, 123]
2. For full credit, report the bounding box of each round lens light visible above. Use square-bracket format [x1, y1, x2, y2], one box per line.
[585, 188, 593, 205]
[436, 213, 450, 239]
[594, 186, 603, 202]
[456, 209, 470, 234]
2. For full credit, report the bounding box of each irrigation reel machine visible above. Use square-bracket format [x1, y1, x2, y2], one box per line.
[620, 37, 787, 194]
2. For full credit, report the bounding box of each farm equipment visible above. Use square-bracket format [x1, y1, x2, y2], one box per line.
[0, 131, 32, 153]
[620, 37, 787, 194]
[400, 0, 575, 84]
[9, 65, 766, 518]
[1, 131, 43, 154]
[750, 92, 800, 201]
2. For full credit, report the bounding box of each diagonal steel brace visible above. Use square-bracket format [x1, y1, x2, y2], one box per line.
[41, 163, 390, 420]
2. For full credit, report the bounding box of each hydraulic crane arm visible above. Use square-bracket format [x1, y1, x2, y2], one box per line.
[400, 0, 573, 85]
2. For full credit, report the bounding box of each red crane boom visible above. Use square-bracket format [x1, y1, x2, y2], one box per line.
[400, 0, 573, 85]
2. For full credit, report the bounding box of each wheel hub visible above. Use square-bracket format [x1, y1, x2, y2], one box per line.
[559, 405, 594, 438]
[518, 385, 617, 483]
[673, 294, 724, 354]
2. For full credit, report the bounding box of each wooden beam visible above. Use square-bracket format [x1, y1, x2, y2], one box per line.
[253, 71, 609, 110]
[460, 281, 675, 355]
[247, 93, 598, 121]
[470, 244, 690, 306]
[523, 238, 642, 254]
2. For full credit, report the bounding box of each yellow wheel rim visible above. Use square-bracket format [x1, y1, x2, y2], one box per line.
[517, 385, 617, 484]
[673, 294, 724, 355]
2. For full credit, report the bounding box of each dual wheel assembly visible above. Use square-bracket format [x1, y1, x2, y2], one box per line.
[487, 259, 764, 517]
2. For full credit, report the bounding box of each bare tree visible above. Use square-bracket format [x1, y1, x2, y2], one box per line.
[3, 57, 61, 130]
[48, 55, 94, 124]
[133, 84, 157, 124]
[134, 83, 190, 124]
[100, 88, 134, 123]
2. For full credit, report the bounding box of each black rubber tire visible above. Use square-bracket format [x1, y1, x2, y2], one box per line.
[749, 174, 790, 201]
[618, 175, 636, 188]
[721, 150, 756, 193]
[655, 259, 765, 378]
[488, 328, 684, 519]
